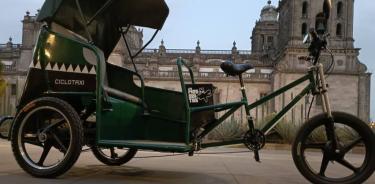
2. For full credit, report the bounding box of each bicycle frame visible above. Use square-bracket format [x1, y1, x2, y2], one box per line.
[177, 58, 325, 148]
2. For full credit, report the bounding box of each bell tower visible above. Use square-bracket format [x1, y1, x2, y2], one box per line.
[277, 0, 355, 49]
[273, 0, 370, 122]
[18, 11, 42, 72]
[328, 0, 355, 49]
[251, 0, 279, 61]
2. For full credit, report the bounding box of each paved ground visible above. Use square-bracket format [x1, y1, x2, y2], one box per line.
[0, 140, 374, 184]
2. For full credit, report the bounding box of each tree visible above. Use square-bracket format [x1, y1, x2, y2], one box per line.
[0, 63, 6, 96]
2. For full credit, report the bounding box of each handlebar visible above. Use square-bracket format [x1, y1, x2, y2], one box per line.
[307, 29, 329, 65]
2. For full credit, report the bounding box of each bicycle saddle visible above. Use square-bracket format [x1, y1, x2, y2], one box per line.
[220, 61, 254, 76]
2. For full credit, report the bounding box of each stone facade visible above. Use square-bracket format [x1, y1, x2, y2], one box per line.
[0, 11, 40, 115]
[0, 0, 371, 124]
[273, 0, 370, 122]
[0, 38, 23, 115]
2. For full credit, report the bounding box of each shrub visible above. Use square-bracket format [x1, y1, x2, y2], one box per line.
[255, 113, 301, 144]
[208, 115, 247, 141]
[206, 112, 360, 145]
[307, 124, 358, 143]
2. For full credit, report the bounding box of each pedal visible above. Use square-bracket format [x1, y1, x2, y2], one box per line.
[189, 131, 201, 157]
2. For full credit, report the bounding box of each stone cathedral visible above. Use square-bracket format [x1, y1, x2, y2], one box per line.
[0, 0, 371, 124]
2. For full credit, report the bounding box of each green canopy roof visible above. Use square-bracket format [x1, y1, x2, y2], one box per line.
[37, 0, 169, 58]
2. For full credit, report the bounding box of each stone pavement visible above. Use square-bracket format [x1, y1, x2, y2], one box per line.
[0, 140, 374, 184]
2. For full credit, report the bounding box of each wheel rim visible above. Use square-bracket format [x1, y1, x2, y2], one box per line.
[298, 121, 370, 182]
[17, 106, 73, 170]
[96, 147, 132, 161]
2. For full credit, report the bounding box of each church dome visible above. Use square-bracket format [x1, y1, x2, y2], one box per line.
[260, 0, 278, 22]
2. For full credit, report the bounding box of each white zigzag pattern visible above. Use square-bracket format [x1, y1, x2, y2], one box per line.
[89, 67, 96, 74]
[29, 61, 95, 75]
[74, 66, 81, 73]
[29, 61, 35, 68]
[52, 63, 59, 71]
[45, 63, 52, 70]
[82, 66, 89, 74]
[34, 62, 41, 69]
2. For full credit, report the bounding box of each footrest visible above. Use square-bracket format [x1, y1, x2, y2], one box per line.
[98, 140, 193, 153]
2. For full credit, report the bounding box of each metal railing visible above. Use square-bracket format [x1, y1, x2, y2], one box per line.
[142, 48, 252, 55]
[1, 64, 17, 73]
[0, 44, 21, 51]
[141, 70, 271, 80]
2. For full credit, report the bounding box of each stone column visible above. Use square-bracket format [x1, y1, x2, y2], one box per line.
[358, 73, 371, 122]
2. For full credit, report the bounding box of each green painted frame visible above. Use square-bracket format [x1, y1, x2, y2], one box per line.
[93, 56, 316, 152]
[176, 58, 317, 149]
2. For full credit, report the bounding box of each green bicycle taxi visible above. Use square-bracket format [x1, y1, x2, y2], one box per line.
[0, 0, 374, 183]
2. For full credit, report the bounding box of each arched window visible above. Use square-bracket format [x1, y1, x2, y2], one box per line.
[336, 23, 342, 36]
[301, 23, 308, 35]
[337, 2, 343, 17]
[315, 13, 327, 34]
[302, 2, 308, 17]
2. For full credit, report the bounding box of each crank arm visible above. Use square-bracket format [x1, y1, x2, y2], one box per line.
[254, 150, 261, 162]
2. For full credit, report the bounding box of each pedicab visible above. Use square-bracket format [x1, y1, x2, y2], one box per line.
[0, 0, 374, 183]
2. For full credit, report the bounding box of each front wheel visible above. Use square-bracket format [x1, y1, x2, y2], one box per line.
[292, 112, 375, 184]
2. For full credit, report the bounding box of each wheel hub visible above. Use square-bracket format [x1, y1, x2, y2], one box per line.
[38, 132, 48, 143]
[323, 141, 343, 160]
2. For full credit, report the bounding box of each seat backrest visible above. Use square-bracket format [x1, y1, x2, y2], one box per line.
[106, 63, 142, 98]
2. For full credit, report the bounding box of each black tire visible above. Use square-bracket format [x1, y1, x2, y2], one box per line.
[11, 97, 83, 178]
[292, 112, 375, 184]
[92, 146, 137, 166]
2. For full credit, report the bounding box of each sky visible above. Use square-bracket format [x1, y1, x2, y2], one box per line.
[0, 0, 375, 119]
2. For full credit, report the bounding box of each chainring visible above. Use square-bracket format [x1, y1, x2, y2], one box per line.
[243, 129, 266, 151]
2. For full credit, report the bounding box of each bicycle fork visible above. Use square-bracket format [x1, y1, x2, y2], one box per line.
[317, 64, 332, 118]
[317, 64, 338, 149]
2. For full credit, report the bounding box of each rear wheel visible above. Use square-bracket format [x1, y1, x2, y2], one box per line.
[92, 146, 137, 166]
[11, 97, 83, 178]
[292, 112, 375, 184]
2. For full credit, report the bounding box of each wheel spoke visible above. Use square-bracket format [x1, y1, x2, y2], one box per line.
[110, 148, 118, 159]
[38, 143, 52, 166]
[23, 139, 43, 147]
[41, 119, 65, 133]
[342, 137, 362, 154]
[24, 133, 38, 138]
[304, 143, 326, 150]
[336, 159, 359, 173]
[319, 154, 330, 176]
[51, 132, 67, 153]
[23, 136, 43, 147]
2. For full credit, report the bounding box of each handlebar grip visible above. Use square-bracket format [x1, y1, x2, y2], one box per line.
[309, 29, 318, 41]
